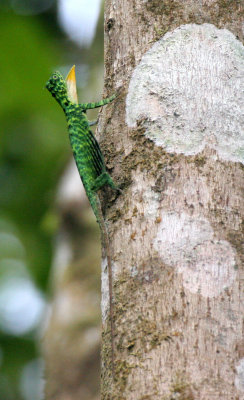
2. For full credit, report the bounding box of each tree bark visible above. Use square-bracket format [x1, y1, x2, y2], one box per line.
[101, 1, 244, 399]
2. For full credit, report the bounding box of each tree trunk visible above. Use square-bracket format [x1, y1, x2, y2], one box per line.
[101, 1, 244, 399]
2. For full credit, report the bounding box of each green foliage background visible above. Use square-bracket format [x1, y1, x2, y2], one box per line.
[0, 1, 104, 399]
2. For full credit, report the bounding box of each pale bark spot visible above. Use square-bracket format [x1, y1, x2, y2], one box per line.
[142, 187, 161, 218]
[153, 211, 237, 297]
[235, 358, 244, 393]
[101, 258, 121, 321]
[101, 257, 109, 321]
[178, 240, 237, 297]
[126, 23, 244, 163]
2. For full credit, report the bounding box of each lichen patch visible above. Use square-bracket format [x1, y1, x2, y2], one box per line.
[153, 211, 237, 297]
[235, 358, 244, 393]
[101, 257, 109, 321]
[126, 23, 244, 164]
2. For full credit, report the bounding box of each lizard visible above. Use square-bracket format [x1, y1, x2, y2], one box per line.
[46, 65, 119, 377]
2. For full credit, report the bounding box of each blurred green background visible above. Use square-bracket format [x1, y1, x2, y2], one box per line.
[0, 1, 103, 398]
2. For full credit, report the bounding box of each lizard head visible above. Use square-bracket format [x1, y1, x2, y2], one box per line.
[46, 71, 68, 105]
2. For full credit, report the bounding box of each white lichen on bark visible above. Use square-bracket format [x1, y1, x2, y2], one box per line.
[235, 358, 244, 393]
[126, 23, 244, 163]
[101, 257, 109, 321]
[153, 211, 237, 297]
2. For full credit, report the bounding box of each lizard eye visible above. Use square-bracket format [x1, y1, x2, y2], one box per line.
[53, 74, 58, 80]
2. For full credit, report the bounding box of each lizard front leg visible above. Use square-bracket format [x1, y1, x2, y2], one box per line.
[89, 118, 98, 126]
[79, 94, 116, 111]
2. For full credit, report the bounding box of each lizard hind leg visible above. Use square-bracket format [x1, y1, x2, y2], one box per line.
[88, 118, 98, 127]
[92, 171, 120, 192]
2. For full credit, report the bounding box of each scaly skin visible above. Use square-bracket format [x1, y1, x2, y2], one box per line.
[46, 70, 117, 377]
[45, 71, 117, 224]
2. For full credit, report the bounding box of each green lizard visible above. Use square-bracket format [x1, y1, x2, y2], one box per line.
[46, 65, 118, 376]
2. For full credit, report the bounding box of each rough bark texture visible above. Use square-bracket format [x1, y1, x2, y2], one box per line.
[100, 1, 244, 399]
